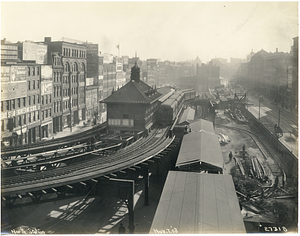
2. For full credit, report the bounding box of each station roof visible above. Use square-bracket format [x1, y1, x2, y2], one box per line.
[189, 119, 214, 133]
[175, 130, 223, 170]
[102, 80, 162, 104]
[178, 107, 195, 125]
[150, 171, 246, 234]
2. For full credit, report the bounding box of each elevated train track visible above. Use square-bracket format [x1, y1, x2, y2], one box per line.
[1, 122, 107, 159]
[2, 126, 175, 202]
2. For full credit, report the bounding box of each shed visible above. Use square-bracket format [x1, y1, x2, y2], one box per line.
[150, 171, 246, 234]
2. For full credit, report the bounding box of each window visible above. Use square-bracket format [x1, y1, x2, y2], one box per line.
[37, 80, 39, 89]
[2, 120, 4, 132]
[23, 97, 26, 106]
[37, 111, 39, 120]
[37, 67, 40, 75]
[49, 95, 51, 103]
[18, 98, 21, 108]
[32, 111, 35, 121]
[33, 95, 36, 105]
[28, 81, 31, 90]
[49, 109, 51, 117]
[45, 95, 48, 104]
[42, 96, 44, 105]
[33, 80, 35, 89]
[23, 114, 26, 124]
[11, 100, 15, 109]
[28, 67, 31, 76]
[42, 111, 44, 120]
[6, 100, 10, 111]
[32, 67, 35, 76]
[37, 95, 40, 104]
[28, 113, 31, 123]
[18, 116, 22, 126]
[45, 109, 48, 118]
[28, 96, 31, 106]
[1, 101, 3, 112]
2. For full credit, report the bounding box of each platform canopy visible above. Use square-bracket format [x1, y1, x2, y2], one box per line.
[175, 130, 223, 172]
[178, 107, 195, 125]
[188, 119, 214, 133]
[150, 171, 246, 234]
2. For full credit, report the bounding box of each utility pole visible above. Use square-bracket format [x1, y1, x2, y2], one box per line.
[278, 108, 281, 127]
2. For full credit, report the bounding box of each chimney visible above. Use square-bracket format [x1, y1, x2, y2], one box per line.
[276, 48, 278, 53]
[44, 37, 51, 43]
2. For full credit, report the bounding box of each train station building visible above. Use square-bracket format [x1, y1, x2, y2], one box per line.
[102, 63, 162, 134]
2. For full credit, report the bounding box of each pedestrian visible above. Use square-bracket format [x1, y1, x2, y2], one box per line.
[118, 223, 125, 234]
[228, 151, 233, 162]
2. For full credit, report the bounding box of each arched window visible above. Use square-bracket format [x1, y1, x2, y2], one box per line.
[73, 62, 78, 72]
[64, 62, 70, 72]
[81, 62, 85, 72]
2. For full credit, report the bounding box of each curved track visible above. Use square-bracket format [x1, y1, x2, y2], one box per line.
[2, 126, 174, 196]
[1, 122, 107, 158]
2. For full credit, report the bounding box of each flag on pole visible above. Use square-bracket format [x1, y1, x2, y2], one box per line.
[116, 45, 119, 49]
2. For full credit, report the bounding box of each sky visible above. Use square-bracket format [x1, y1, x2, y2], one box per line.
[1, 1, 298, 62]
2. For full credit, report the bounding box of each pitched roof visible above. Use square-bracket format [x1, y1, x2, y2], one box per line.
[150, 171, 246, 234]
[178, 107, 195, 125]
[189, 119, 214, 133]
[102, 80, 162, 104]
[176, 131, 223, 170]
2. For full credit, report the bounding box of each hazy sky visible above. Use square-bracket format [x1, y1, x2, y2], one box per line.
[1, 1, 298, 62]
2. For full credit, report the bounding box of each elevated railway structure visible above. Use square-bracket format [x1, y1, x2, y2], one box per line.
[1, 122, 107, 159]
[1, 125, 179, 208]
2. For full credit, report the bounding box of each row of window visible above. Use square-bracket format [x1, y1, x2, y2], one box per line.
[108, 118, 134, 127]
[53, 101, 62, 113]
[28, 80, 40, 90]
[63, 48, 86, 58]
[54, 86, 62, 98]
[41, 95, 51, 105]
[53, 72, 62, 82]
[1, 111, 40, 132]
[1, 97, 36, 112]
[41, 109, 52, 121]
[1, 55, 18, 60]
[28, 67, 40, 76]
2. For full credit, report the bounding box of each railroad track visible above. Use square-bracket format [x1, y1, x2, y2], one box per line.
[1, 122, 107, 158]
[216, 124, 284, 182]
[2, 126, 173, 196]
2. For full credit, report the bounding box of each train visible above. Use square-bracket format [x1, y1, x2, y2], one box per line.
[155, 89, 196, 125]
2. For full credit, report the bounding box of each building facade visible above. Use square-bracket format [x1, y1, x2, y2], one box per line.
[44, 37, 87, 130]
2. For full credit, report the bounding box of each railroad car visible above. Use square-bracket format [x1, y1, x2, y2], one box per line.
[155, 89, 196, 125]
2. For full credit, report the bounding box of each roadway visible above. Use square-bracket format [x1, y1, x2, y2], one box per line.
[246, 94, 298, 157]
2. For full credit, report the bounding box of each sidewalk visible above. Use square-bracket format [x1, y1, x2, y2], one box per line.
[42, 121, 96, 141]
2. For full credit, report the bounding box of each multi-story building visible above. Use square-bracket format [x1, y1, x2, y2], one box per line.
[147, 58, 158, 86]
[1, 64, 37, 146]
[40, 65, 53, 138]
[44, 37, 87, 130]
[1, 39, 45, 146]
[51, 52, 63, 134]
[1, 38, 18, 65]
